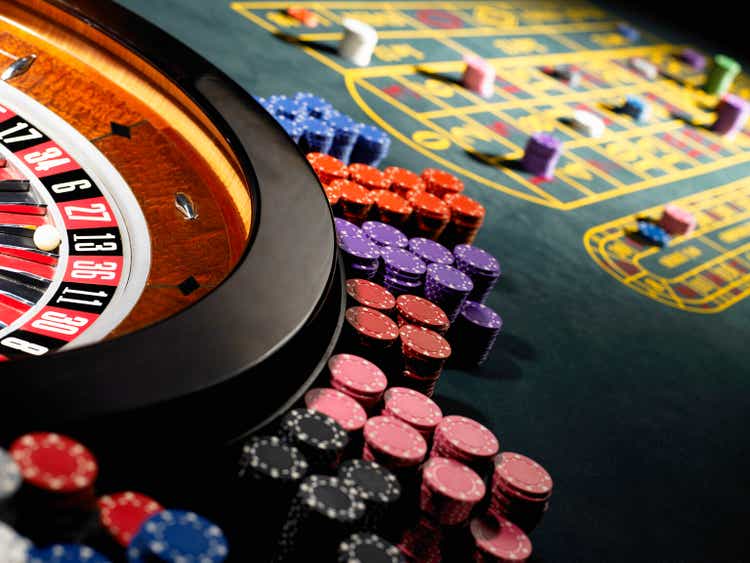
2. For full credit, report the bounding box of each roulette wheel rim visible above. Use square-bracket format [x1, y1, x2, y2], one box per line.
[0, 0, 345, 438]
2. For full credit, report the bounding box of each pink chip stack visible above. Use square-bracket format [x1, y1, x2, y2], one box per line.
[431, 416, 500, 473]
[659, 204, 697, 236]
[328, 353, 388, 409]
[304, 387, 368, 433]
[462, 54, 496, 99]
[420, 457, 486, 526]
[382, 387, 443, 440]
[398, 515, 443, 563]
[362, 415, 428, 470]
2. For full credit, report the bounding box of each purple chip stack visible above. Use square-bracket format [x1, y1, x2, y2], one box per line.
[362, 221, 409, 249]
[453, 244, 501, 304]
[679, 48, 707, 72]
[338, 231, 380, 280]
[380, 247, 427, 296]
[711, 94, 750, 136]
[521, 133, 563, 179]
[449, 301, 503, 366]
[335, 217, 362, 241]
[423, 264, 473, 323]
[408, 237, 454, 267]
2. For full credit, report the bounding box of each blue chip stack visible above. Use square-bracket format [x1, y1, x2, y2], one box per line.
[327, 111, 362, 164]
[28, 544, 110, 562]
[275, 96, 308, 122]
[350, 124, 392, 167]
[449, 301, 503, 366]
[338, 230, 381, 280]
[127, 510, 229, 562]
[423, 263, 473, 323]
[362, 221, 408, 249]
[621, 95, 649, 123]
[380, 247, 427, 296]
[300, 118, 335, 154]
[294, 92, 334, 120]
[276, 115, 303, 143]
[452, 244, 501, 304]
[637, 220, 671, 247]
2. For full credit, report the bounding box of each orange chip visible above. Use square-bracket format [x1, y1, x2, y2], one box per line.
[348, 163, 391, 190]
[409, 191, 450, 219]
[324, 183, 341, 206]
[372, 189, 412, 215]
[335, 179, 374, 205]
[287, 6, 319, 27]
[384, 166, 425, 198]
[307, 152, 348, 184]
[421, 168, 464, 198]
[445, 193, 485, 224]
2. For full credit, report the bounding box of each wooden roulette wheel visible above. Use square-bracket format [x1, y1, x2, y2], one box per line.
[0, 0, 344, 442]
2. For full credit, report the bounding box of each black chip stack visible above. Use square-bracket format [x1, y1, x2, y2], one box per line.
[338, 459, 401, 538]
[275, 475, 366, 562]
[338, 532, 405, 563]
[280, 409, 349, 472]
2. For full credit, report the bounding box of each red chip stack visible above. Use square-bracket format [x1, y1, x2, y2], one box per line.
[398, 515, 443, 563]
[420, 457, 486, 526]
[362, 415, 427, 471]
[399, 324, 452, 398]
[442, 193, 486, 247]
[371, 189, 413, 226]
[344, 306, 400, 361]
[335, 179, 374, 225]
[470, 515, 532, 562]
[432, 416, 500, 475]
[98, 491, 164, 547]
[384, 166, 425, 199]
[328, 353, 388, 409]
[304, 387, 368, 433]
[346, 279, 396, 316]
[323, 181, 341, 207]
[382, 387, 443, 440]
[396, 295, 450, 335]
[408, 191, 451, 240]
[421, 168, 464, 199]
[307, 152, 348, 184]
[349, 163, 391, 191]
[489, 452, 553, 534]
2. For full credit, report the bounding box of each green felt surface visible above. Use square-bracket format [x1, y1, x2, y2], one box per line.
[114, 1, 749, 561]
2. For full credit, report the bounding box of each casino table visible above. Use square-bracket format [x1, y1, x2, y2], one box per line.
[0, 0, 748, 561]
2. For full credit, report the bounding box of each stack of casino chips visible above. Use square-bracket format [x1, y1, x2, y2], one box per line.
[399, 324, 452, 398]
[395, 295, 450, 335]
[280, 409, 349, 472]
[424, 264, 474, 323]
[338, 532, 404, 563]
[384, 167, 425, 200]
[637, 219, 670, 247]
[275, 96, 308, 122]
[328, 353, 389, 409]
[307, 152, 348, 184]
[679, 48, 707, 71]
[371, 189, 413, 227]
[407, 191, 451, 240]
[335, 179, 374, 225]
[380, 247, 427, 296]
[397, 515, 443, 563]
[30, 544, 110, 562]
[299, 118, 335, 154]
[10, 433, 100, 545]
[350, 124, 391, 167]
[453, 244, 501, 304]
[0, 521, 31, 563]
[432, 416, 500, 478]
[362, 416, 427, 472]
[349, 163, 391, 191]
[327, 111, 362, 163]
[382, 387, 443, 442]
[338, 230, 380, 280]
[620, 95, 649, 123]
[704, 54, 741, 96]
[338, 459, 401, 533]
[489, 452, 553, 534]
[449, 301, 503, 367]
[275, 475, 365, 562]
[305, 388, 368, 435]
[295, 92, 334, 120]
[363, 221, 408, 249]
[659, 204, 697, 236]
[521, 133, 563, 179]
[346, 278, 397, 316]
[711, 93, 750, 136]
[442, 193, 486, 247]
[128, 509, 229, 562]
[470, 515, 532, 563]
[462, 54, 496, 99]
[408, 238, 454, 268]
[342, 307, 400, 366]
[335, 217, 361, 241]
[420, 457, 486, 526]
[422, 168, 463, 201]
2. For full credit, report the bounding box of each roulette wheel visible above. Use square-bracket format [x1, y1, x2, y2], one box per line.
[0, 0, 344, 443]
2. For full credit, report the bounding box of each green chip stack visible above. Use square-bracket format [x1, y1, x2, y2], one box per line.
[704, 54, 741, 96]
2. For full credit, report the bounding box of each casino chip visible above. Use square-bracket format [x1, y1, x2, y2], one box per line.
[98, 491, 164, 547]
[408, 238, 454, 267]
[432, 416, 500, 468]
[421, 168, 464, 199]
[0, 521, 31, 563]
[470, 515, 532, 562]
[0, 447, 22, 501]
[450, 301, 503, 367]
[443, 193, 486, 247]
[421, 456, 486, 525]
[453, 244, 501, 304]
[370, 190, 413, 227]
[127, 510, 229, 562]
[304, 387, 368, 433]
[307, 152, 348, 184]
[338, 532, 404, 563]
[395, 295, 450, 335]
[382, 387, 443, 438]
[349, 163, 391, 191]
[637, 220, 671, 247]
[362, 221, 408, 249]
[363, 415, 427, 469]
[238, 435, 308, 482]
[280, 409, 349, 470]
[343, 306, 400, 359]
[28, 545, 110, 563]
[328, 353, 389, 407]
[424, 263, 473, 323]
[338, 459, 401, 531]
[10, 433, 98, 493]
[346, 279, 396, 315]
[383, 167, 424, 199]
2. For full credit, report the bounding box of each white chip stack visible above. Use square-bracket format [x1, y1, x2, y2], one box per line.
[0, 522, 31, 563]
[339, 18, 378, 67]
[571, 109, 605, 138]
[629, 57, 658, 81]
